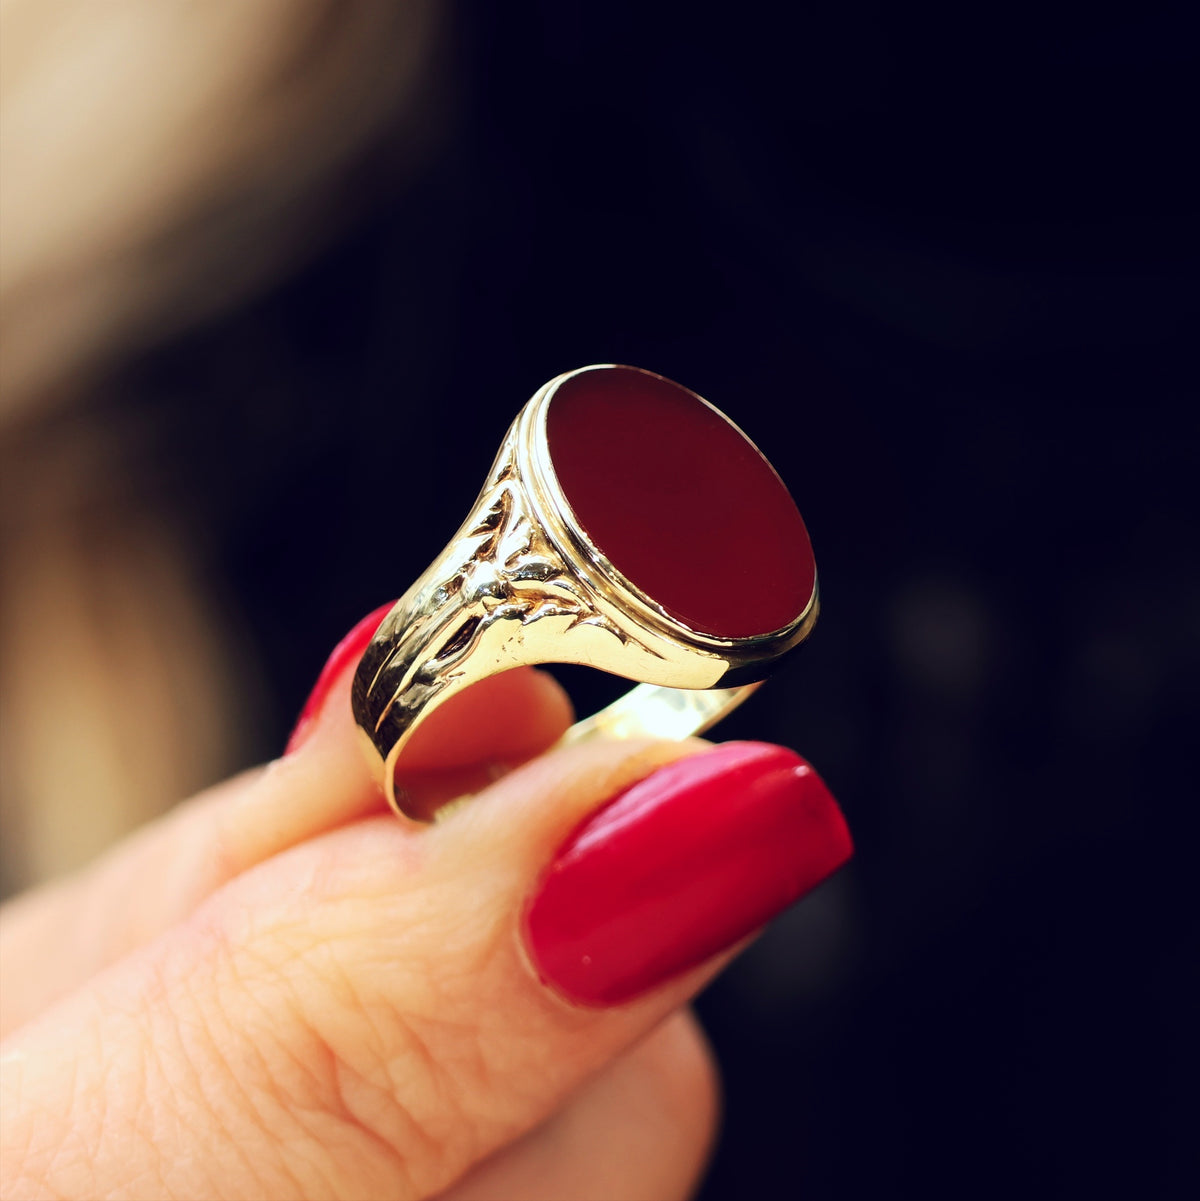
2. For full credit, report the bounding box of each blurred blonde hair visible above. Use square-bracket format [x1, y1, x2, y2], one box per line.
[0, 0, 443, 891]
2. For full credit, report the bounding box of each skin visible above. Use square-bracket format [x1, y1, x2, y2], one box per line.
[0, 661, 722, 1201]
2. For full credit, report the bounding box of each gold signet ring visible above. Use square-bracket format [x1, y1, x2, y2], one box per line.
[352, 365, 819, 819]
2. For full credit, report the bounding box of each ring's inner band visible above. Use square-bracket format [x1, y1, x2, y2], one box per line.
[558, 682, 762, 745]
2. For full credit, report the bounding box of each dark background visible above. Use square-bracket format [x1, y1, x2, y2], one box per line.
[111, 5, 1196, 1198]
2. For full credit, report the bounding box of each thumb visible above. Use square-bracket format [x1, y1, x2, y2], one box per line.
[1, 736, 849, 1200]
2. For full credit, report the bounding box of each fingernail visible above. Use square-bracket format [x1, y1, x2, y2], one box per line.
[523, 741, 852, 1007]
[284, 602, 395, 755]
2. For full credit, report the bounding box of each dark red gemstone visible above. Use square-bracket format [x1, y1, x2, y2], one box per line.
[545, 366, 815, 638]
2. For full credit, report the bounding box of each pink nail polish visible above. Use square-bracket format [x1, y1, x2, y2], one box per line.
[524, 741, 852, 1007]
[285, 602, 395, 755]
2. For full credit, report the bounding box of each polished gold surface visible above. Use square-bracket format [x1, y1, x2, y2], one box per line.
[352, 366, 819, 817]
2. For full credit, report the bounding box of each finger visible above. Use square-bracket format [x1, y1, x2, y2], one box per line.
[0, 604, 572, 1036]
[441, 1008, 719, 1201]
[1, 737, 850, 1201]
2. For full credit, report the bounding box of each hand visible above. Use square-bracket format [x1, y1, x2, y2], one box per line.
[0, 607, 850, 1200]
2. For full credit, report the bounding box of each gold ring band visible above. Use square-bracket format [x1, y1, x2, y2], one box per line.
[352, 365, 819, 819]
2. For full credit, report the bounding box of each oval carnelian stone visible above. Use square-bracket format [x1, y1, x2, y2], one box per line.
[545, 366, 815, 638]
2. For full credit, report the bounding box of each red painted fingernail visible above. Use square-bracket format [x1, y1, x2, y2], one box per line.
[523, 741, 852, 1007]
[284, 602, 395, 755]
